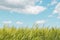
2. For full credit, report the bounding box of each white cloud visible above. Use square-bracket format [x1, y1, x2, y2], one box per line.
[22, 6, 46, 14]
[48, 15, 53, 17]
[57, 16, 60, 19]
[53, 3, 60, 19]
[3, 21, 12, 24]
[49, 2, 60, 19]
[16, 21, 23, 24]
[35, 20, 46, 24]
[53, 3, 60, 14]
[47, 0, 58, 6]
[0, 5, 11, 10]
[0, 0, 46, 14]
[5, 0, 20, 5]
[5, 0, 36, 6]
[50, 0, 58, 5]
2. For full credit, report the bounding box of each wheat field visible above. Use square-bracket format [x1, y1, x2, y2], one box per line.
[0, 25, 60, 40]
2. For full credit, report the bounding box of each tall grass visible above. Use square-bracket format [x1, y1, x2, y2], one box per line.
[0, 25, 60, 40]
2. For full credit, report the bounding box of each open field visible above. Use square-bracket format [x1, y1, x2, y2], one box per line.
[0, 25, 60, 40]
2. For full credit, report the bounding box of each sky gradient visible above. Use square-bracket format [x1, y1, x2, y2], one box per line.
[0, 0, 60, 28]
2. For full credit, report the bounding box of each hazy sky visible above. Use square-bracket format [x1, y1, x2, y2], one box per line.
[0, 0, 60, 27]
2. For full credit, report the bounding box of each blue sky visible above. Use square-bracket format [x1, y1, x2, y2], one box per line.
[0, 0, 60, 28]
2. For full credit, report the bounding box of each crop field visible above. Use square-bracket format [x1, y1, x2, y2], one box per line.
[0, 25, 60, 40]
